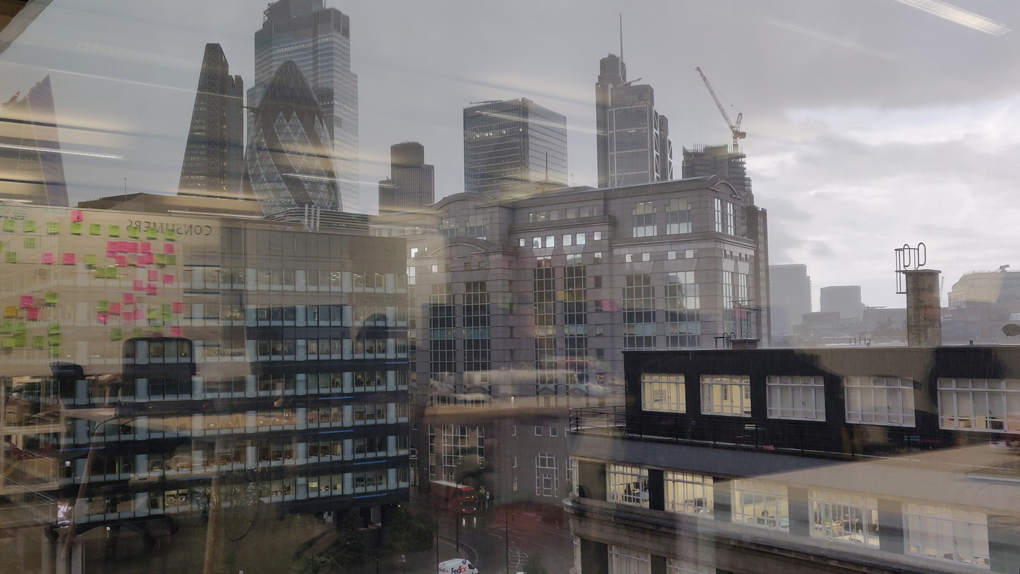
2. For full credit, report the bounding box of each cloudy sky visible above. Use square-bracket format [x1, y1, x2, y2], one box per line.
[2, 0, 1019, 309]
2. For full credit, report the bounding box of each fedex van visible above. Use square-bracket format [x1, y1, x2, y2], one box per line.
[438, 559, 477, 574]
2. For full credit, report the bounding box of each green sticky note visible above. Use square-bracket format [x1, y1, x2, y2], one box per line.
[1, 321, 11, 334]
[97, 301, 109, 313]
[127, 226, 139, 239]
[84, 254, 98, 266]
[13, 322, 26, 334]
[103, 266, 117, 279]
[70, 222, 82, 235]
[2, 338, 13, 349]
[94, 267, 105, 279]
[151, 326, 163, 336]
[23, 238, 35, 249]
[23, 221, 35, 233]
[32, 336, 45, 349]
[45, 292, 57, 305]
[5, 251, 16, 264]
[89, 224, 101, 235]
[155, 254, 166, 265]
[48, 333, 60, 345]
[47, 222, 59, 235]
[110, 328, 122, 341]
[131, 328, 143, 338]
[146, 227, 158, 240]
[48, 323, 60, 334]
[3, 220, 15, 232]
[0, 240, 3, 251]
[164, 227, 175, 240]
[147, 308, 159, 320]
[108, 225, 120, 237]
[12, 334, 25, 347]
[165, 254, 177, 266]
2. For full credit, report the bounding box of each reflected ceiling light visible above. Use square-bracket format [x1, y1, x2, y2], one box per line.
[0, 142, 122, 159]
[476, 111, 598, 135]
[892, 0, 1010, 36]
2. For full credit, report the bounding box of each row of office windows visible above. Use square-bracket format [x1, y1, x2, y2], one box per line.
[127, 371, 411, 401]
[521, 232, 603, 249]
[642, 374, 1020, 432]
[76, 467, 412, 523]
[595, 462, 991, 569]
[178, 267, 408, 293]
[631, 200, 695, 238]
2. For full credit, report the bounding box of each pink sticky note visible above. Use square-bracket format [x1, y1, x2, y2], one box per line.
[164, 244, 175, 255]
[71, 211, 83, 223]
[106, 241, 117, 252]
[20, 295, 33, 308]
[170, 327, 182, 337]
[122, 313, 134, 324]
[109, 302, 121, 314]
[147, 270, 158, 282]
[62, 253, 76, 265]
[115, 256, 127, 267]
[162, 274, 174, 286]
[27, 307, 39, 320]
[172, 302, 183, 313]
[106, 252, 116, 259]
[41, 252, 54, 265]
[126, 242, 139, 254]
[96, 313, 108, 325]
[146, 283, 157, 295]
[140, 242, 151, 253]
[123, 293, 134, 304]
[133, 280, 144, 291]
[138, 253, 153, 265]
[135, 309, 145, 320]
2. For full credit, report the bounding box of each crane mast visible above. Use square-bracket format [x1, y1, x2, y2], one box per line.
[696, 67, 746, 154]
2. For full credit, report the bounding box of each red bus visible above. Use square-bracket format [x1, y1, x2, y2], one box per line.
[429, 481, 477, 514]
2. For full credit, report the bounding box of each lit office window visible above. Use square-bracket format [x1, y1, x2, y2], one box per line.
[641, 373, 685, 413]
[732, 479, 789, 532]
[767, 376, 825, 421]
[701, 375, 751, 417]
[844, 377, 915, 427]
[938, 378, 1020, 432]
[904, 503, 990, 568]
[609, 546, 650, 574]
[607, 464, 649, 507]
[664, 471, 713, 516]
[809, 490, 879, 547]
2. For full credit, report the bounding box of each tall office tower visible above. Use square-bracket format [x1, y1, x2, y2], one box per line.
[682, 144, 752, 205]
[177, 44, 245, 200]
[378, 141, 435, 213]
[595, 53, 673, 188]
[246, 60, 341, 215]
[769, 263, 812, 341]
[463, 98, 567, 194]
[250, 0, 359, 212]
[0, 75, 67, 206]
[821, 285, 864, 321]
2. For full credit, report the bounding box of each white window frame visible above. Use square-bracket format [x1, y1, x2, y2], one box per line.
[938, 378, 1020, 432]
[607, 464, 649, 507]
[844, 376, 915, 427]
[535, 453, 559, 497]
[767, 376, 825, 421]
[667, 559, 711, 574]
[732, 479, 789, 532]
[665, 471, 713, 517]
[700, 375, 751, 417]
[809, 490, 880, 547]
[609, 546, 650, 574]
[904, 503, 990, 568]
[641, 373, 686, 413]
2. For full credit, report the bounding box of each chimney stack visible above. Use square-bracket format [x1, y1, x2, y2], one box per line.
[905, 269, 941, 347]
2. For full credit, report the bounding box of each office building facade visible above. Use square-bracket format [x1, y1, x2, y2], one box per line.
[463, 98, 568, 194]
[682, 144, 752, 207]
[0, 75, 67, 207]
[820, 285, 864, 321]
[944, 269, 1020, 344]
[568, 346, 1020, 574]
[177, 44, 245, 200]
[378, 142, 435, 213]
[769, 263, 811, 343]
[0, 203, 410, 556]
[250, 0, 359, 212]
[595, 54, 673, 189]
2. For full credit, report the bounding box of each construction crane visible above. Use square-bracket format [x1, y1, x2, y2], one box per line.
[696, 67, 745, 154]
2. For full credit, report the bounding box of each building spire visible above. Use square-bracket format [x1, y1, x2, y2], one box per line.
[619, 12, 624, 60]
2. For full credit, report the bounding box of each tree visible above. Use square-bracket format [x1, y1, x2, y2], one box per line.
[385, 506, 435, 554]
[332, 512, 367, 567]
[522, 555, 548, 574]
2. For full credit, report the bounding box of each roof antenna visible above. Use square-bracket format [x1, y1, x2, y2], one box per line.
[619, 12, 624, 60]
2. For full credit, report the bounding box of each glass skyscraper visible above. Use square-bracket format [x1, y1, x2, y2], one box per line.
[595, 54, 673, 189]
[0, 75, 68, 206]
[249, 0, 359, 213]
[463, 98, 568, 195]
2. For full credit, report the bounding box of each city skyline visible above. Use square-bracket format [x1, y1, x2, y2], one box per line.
[1, 1, 1019, 308]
